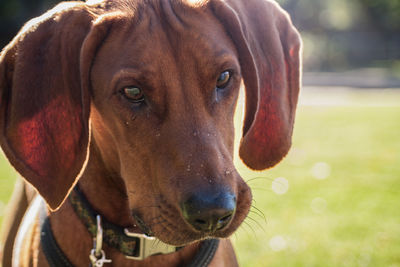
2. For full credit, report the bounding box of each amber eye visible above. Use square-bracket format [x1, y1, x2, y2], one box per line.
[216, 71, 231, 89]
[122, 86, 145, 102]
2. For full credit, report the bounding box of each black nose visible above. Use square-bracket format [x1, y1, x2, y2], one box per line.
[181, 190, 236, 233]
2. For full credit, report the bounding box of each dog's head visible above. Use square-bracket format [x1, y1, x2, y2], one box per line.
[0, 0, 301, 245]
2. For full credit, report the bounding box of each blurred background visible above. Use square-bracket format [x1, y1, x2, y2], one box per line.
[1, 0, 400, 79]
[0, 0, 399, 266]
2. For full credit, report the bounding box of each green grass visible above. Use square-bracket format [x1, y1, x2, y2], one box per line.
[232, 100, 400, 267]
[1, 90, 400, 266]
[0, 153, 17, 229]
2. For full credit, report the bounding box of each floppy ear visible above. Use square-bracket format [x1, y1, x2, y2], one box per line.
[211, 0, 302, 170]
[0, 2, 111, 210]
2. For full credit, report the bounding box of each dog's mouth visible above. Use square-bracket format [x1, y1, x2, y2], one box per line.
[131, 212, 239, 246]
[130, 187, 251, 246]
[131, 213, 155, 236]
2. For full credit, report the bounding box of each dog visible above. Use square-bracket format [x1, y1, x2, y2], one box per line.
[0, 0, 301, 266]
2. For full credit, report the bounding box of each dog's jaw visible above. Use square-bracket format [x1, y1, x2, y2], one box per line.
[128, 180, 252, 246]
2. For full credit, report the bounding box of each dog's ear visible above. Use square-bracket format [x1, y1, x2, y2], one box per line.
[0, 2, 113, 210]
[212, 0, 302, 170]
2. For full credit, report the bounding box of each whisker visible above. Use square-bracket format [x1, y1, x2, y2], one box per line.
[238, 223, 251, 238]
[251, 205, 267, 223]
[242, 220, 257, 239]
[246, 216, 266, 233]
[245, 176, 274, 184]
[250, 187, 272, 192]
[249, 209, 267, 222]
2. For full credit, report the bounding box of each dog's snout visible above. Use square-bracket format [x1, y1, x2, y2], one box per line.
[181, 190, 236, 233]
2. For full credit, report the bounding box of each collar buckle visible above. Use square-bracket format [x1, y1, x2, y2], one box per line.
[124, 229, 178, 260]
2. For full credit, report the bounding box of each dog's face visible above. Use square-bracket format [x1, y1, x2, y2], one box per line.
[89, 6, 250, 245]
[0, 0, 301, 247]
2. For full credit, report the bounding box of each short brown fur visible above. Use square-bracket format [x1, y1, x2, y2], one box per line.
[0, 0, 301, 266]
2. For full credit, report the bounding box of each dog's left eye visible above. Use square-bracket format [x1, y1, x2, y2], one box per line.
[216, 71, 231, 89]
[122, 86, 145, 103]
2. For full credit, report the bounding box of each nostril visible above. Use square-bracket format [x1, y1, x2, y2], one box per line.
[219, 214, 232, 223]
[216, 212, 233, 230]
[217, 215, 232, 230]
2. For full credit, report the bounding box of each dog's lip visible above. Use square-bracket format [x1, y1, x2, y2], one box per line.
[129, 213, 228, 246]
[154, 229, 232, 247]
[149, 217, 239, 247]
[131, 213, 154, 236]
[129, 190, 249, 245]
[129, 205, 246, 246]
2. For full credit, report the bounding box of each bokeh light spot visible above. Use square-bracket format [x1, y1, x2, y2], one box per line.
[311, 162, 331, 180]
[272, 177, 289, 195]
[269, 235, 287, 252]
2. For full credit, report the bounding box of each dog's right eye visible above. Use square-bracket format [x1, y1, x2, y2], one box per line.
[122, 86, 145, 103]
[216, 70, 231, 89]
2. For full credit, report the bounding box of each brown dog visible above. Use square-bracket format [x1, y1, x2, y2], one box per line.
[0, 0, 301, 266]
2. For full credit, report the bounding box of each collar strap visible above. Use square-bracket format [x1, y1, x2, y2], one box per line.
[186, 239, 220, 267]
[40, 202, 181, 266]
[41, 214, 219, 267]
[68, 186, 181, 259]
[40, 188, 220, 266]
[40, 200, 74, 267]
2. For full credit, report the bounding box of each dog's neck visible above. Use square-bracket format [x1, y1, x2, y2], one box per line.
[77, 140, 133, 227]
[47, 140, 200, 266]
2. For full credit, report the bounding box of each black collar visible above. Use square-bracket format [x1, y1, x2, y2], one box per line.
[40, 187, 220, 266]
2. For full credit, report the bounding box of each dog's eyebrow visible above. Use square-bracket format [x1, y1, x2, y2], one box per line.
[217, 53, 238, 66]
[214, 49, 235, 58]
[214, 52, 234, 61]
[110, 68, 157, 90]
[202, 51, 239, 72]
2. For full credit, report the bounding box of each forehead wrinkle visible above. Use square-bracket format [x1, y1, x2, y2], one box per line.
[102, 1, 236, 109]
[161, 5, 235, 63]
[121, 0, 230, 67]
[106, 2, 236, 85]
[109, 67, 159, 89]
[175, 30, 237, 81]
[112, 7, 169, 68]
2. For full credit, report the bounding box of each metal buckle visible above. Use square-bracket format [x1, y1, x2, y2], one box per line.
[89, 216, 112, 266]
[124, 229, 177, 260]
